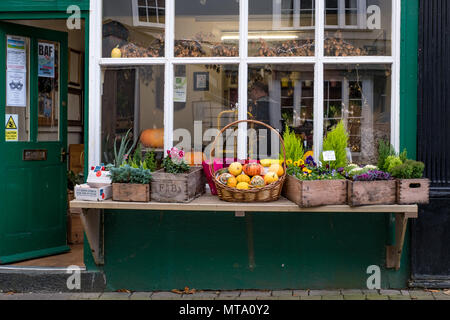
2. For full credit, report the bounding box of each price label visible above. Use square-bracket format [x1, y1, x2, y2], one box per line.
[322, 150, 336, 162]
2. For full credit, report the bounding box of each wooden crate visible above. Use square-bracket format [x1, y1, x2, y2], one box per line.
[348, 180, 397, 207]
[397, 178, 430, 205]
[151, 167, 206, 203]
[112, 183, 151, 202]
[68, 213, 84, 244]
[282, 175, 348, 208]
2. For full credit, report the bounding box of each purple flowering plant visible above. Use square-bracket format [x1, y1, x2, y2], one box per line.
[352, 170, 392, 181]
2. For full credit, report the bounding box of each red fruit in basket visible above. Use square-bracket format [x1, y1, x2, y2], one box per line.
[243, 163, 263, 177]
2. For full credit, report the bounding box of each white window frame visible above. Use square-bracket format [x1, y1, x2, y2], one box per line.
[132, 0, 165, 29]
[273, 0, 316, 30]
[89, 0, 401, 167]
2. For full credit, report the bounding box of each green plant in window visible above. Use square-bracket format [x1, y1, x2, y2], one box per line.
[321, 121, 349, 170]
[113, 128, 138, 168]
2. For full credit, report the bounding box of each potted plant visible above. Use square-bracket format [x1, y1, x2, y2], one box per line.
[378, 141, 429, 205]
[151, 147, 206, 203]
[283, 155, 347, 208]
[345, 164, 396, 207]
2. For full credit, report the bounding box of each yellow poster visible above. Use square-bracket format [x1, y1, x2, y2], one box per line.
[5, 114, 18, 141]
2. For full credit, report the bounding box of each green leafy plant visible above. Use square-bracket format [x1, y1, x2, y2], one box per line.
[67, 171, 84, 191]
[108, 165, 152, 184]
[113, 128, 138, 168]
[280, 124, 304, 162]
[143, 150, 158, 172]
[162, 156, 190, 174]
[390, 160, 425, 179]
[377, 139, 408, 172]
[385, 156, 403, 173]
[321, 121, 349, 170]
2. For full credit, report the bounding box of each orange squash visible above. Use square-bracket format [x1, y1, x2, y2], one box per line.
[243, 163, 263, 177]
[184, 152, 206, 166]
[140, 129, 164, 148]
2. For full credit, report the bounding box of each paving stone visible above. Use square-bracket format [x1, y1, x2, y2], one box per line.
[341, 289, 363, 295]
[130, 292, 152, 300]
[343, 295, 366, 300]
[190, 291, 219, 299]
[300, 295, 322, 300]
[389, 295, 412, 300]
[256, 297, 279, 300]
[215, 296, 237, 300]
[272, 290, 293, 297]
[400, 290, 410, 296]
[1, 293, 27, 300]
[366, 294, 388, 300]
[240, 290, 271, 297]
[71, 292, 101, 300]
[409, 290, 433, 297]
[432, 293, 450, 300]
[99, 292, 131, 300]
[235, 296, 259, 300]
[309, 290, 341, 296]
[151, 292, 183, 300]
[50, 293, 75, 300]
[293, 290, 309, 297]
[322, 295, 344, 300]
[277, 296, 301, 300]
[362, 289, 379, 295]
[218, 290, 241, 298]
[380, 289, 401, 296]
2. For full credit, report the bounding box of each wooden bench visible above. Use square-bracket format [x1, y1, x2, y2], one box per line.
[70, 195, 419, 271]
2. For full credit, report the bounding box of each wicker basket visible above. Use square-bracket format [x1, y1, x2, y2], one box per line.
[209, 120, 286, 202]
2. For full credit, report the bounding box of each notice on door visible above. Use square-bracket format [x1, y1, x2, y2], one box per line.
[174, 77, 187, 103]
[38, 42, 55, 78]
[6, 71, 27, 107]
[5, 114, 18, 142]
[7, 35, 26, 72]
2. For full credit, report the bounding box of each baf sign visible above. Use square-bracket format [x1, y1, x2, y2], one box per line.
[38, 42, 55, 78]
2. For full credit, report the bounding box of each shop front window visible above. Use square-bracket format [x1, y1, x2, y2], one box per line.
[96, 0, 399, 166]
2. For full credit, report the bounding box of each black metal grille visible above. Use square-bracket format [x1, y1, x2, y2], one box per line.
[418, 0, 450, 189]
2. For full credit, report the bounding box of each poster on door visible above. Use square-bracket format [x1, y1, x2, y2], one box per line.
[38, 42, 55, 78]
[6, 71, 27, 107]
[7, 35, 26, 72]
[174, 77, 187, 103]
[5, 114, 19, 142]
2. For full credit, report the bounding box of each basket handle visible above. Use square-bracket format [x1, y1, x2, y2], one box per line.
[209, 119, 286, 178]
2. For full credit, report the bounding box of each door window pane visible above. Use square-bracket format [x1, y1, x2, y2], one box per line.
[101, 65, 165, 164]
[5, 35, 30, 142]
[324, 64, 391, 164]
[175, 0, 239, 57]
[103, 0, 165, 58]
[249, 0, 315, 57]
[173, 64, 239, 162]
[248, 64, 315, 155]
[325, 0, 392, 56]
[37, 41, 60, 142]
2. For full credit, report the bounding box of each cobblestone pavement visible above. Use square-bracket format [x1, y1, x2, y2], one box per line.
[0, 289, 449, 300]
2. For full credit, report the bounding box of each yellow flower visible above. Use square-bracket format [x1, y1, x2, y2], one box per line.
[302, 167, 312, 174]
[286, 159, 293, 166]
[298, 159, 305, 166]
[294, 161, 300, 167]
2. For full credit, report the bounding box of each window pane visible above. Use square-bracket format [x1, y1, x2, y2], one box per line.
[5, 36, 30, 142]
[175, 0, 239, 57]
[324, 64, 391, 164]
[248, 64, 315, 155]
[173, 65, 239, 161]
[38, 41, 60, 142]
[325, 0, 392, 56]
[249, 0, 315, 57]
[103, 0, 165, 58]
[101, 66, 165, 164]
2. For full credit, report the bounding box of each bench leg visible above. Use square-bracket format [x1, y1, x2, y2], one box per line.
[80, 208, 105, 265]
[386, 213, 409, 270]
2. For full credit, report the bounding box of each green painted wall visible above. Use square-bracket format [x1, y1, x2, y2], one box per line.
[0, 0, 89, 12]
[82, 0, 419, 291]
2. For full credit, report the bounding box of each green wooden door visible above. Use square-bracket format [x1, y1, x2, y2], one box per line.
[0, 21, 69, 264]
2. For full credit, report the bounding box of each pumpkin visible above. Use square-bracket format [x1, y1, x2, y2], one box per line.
[236, 174, 251, 184]
[250, 175, 265, 188]
[264, 172, 279, 185]
[236, 182, 250, 190]
[228, 162, 243, 176]
[184, 152, 205, 166]
[226, 176, 238, 188]
[218, 173, 233, 185]
[268, 163, 284, 177]
[243, 163, 263, 177]
[140, 129, 164, 148]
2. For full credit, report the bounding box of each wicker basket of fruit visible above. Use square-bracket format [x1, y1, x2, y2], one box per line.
[209, 120, 286, 202]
